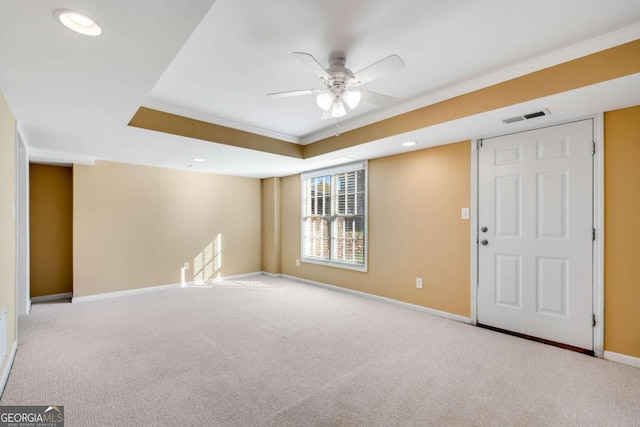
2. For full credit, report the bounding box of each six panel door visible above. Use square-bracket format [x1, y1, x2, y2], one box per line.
[477, 120, 594, 350]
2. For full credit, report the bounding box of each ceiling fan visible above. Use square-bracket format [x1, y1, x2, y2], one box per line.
[268, 52, 405, 119]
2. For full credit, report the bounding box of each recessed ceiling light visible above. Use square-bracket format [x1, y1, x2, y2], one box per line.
[402, 141, 417, 147]
[192, 158, 206, 162]
[54, 10, 102, 36]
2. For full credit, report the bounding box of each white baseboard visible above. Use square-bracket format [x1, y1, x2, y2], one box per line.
[31, 292, 73, 303]
[69, 271, 471, 326]
[71, 272, 265, 303]
[0, 341, 18, 398]
[72, 283, 181, 303]
[215, 272, 264, 281]
[604, 351, 640, 369]
[259, 271, 280, 278]
[279, 274, 471, 324]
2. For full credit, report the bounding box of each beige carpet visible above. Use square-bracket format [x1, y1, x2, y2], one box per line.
[1, 275, 639, 426]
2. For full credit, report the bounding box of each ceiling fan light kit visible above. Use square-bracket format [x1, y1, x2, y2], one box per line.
[268, 51, 405, 119]
[316, 89, 361, 118]
[316, 92, 333, 111]
[330, 101, 347, 118]
[343, 90, 361, 109]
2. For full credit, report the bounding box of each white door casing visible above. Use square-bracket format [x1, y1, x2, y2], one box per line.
[477, 119, 594, 350]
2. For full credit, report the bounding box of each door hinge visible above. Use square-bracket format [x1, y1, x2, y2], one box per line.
[592, 228, 596, 241]
[477, 140, 483, 149]
[592, 141, 596, 155]
[593, 313, 596, 327]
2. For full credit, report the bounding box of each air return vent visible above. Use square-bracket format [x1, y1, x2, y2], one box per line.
[503, 109, 550, 124]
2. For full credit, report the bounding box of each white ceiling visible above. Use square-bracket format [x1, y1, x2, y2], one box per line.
[1, 0, 639, 178]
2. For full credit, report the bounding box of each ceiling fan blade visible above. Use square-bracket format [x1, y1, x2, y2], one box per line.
[361, 90, 399, 107]
[293, 52, 331, 81]
[267, 89, 318, 98]
[353, 54, 405, 85]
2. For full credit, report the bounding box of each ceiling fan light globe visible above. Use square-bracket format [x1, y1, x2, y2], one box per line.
[343, 90, 362, 109]
[316, 93, 333, 111]
[331, 102, 347, 118]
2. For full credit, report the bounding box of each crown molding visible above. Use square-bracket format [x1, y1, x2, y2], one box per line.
[142, 99, 301, 144]
[300, 22, 640, 143]
[29, 148, 95, 166]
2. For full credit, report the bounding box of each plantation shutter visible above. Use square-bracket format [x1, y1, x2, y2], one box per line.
[301, 161, 367, 269]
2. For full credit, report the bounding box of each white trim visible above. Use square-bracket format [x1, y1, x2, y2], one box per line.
[470, 140, 479, 325]
[300, 22, 640, 143]
[29, 148, 95, 166]
[16, 133, 30, 316]
[71, 271, 472, 324]
[71, 272, 265, 302]
[13, 128, 19, 346]
[300, 161, 369, 273]
[71, 283, 181, 303]
[0, 341, 18, 398]
[593, 113, 605, 358]
[31, 292, 73, 303]
[300, 160, 367, 180]
[213, 272, 265, 282]
[604, 351, 640, 369]
[471, 116, 603, 353]
[280, 274, 471, 324]
[260, 271, 280, 278]
[143, 99, 301, 144]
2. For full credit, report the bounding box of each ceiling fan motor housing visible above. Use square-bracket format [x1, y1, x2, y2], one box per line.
[325, 55, 358, 89]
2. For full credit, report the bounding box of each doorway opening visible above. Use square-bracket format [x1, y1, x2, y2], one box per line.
[29, 164, 73, 303]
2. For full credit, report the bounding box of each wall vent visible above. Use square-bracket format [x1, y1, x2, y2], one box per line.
[503, 109, 550, 124]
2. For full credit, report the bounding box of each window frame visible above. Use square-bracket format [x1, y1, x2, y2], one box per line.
[300, 161, 368, 272]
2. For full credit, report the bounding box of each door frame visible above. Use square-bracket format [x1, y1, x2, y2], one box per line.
[16, 131, 30, 316]
[469, 114, 604, 357]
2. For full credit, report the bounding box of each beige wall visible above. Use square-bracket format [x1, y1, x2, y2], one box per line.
[281, 141, 471, 317]
[261, 177, 281, 274]
[29, 165, 73, 297]
[0, 89, 17, 379]
[604, 105, 640, 358]
[73, 161, 261, 297]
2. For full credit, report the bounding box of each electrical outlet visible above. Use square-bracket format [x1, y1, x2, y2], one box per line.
[416, 278, 423, 289]
[461, 208, 470, 220]
[295, 259, 300, 267]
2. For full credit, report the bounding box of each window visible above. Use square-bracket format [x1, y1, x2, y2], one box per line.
[301, 161, 367, 271]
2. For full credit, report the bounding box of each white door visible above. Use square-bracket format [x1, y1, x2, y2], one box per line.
[478, 120, 593, 350]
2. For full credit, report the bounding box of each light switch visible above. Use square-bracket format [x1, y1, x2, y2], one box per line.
[461, 208, 470, 220]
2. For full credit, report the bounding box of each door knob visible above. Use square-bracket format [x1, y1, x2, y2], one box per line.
[480, 239, 489, 246]
[481, 226, 488, 233]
